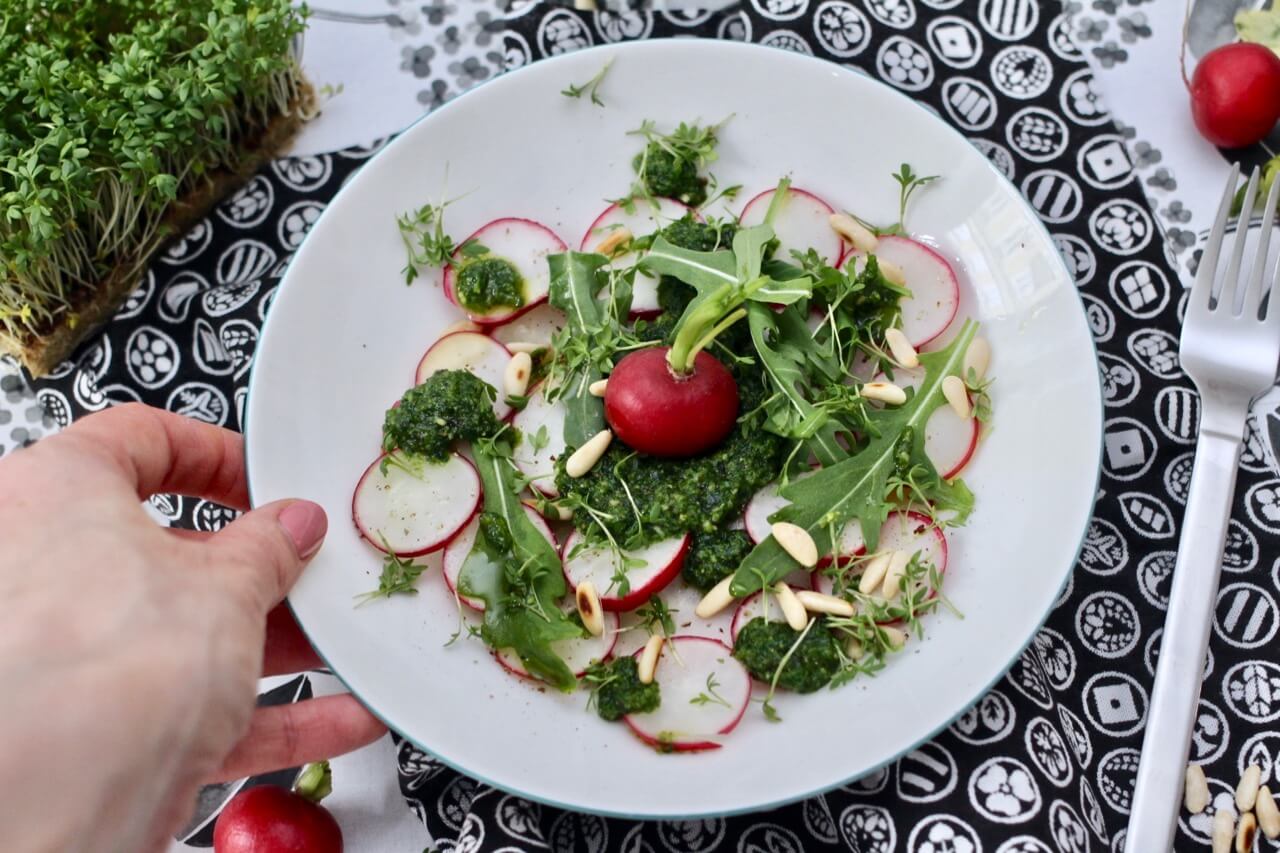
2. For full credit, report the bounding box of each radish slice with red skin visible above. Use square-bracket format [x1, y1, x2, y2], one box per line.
[495, 610, 620, 678]
[730, 590, 785, 644]
[744, 477, 864, 564]
[443, 218, 566, 325]
[511, 383, 567, 497]
[623, 636, 751, 752]
[489, 303, 566, 349]
[352, 451, 480, 557]
[840, 236, 960, 348]
[581, 198, 696, 318]
[874, 365, 979, 479]
[414, 332, 512, 420]
[442, 504, 555, 611]
[739, 186, 842, 265]
[812, 513, 947, 602]
[561, 531, 689, 612]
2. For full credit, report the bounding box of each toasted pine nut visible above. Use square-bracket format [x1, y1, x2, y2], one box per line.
[575, 582, 605, 637]
[795, 589, 855, 617]
[1238, 764, 1262, 812]
[696, 575, 736, 619]
[882, 550, 911, 601]
[504, 352, 533, 398]
[882, 625, 907, 650]
[1237, 813, 1257, 853]
[1257, 785, 1280, 839]
[772, 522, 819, 568]
[774, 582, 809, 631]
[964, 336, 991, 380]
[879, 259, 907, 287]
[942, 375, 972, 419]
[861, 381, 907, 406]
[1214, 809, 1236, 853]
[858, 552, 892, 595]
[551, 503, 573, 521]
[638, 635, 664, 684]
[504, 340, 541, 354]
[884, 328, 919, 368]
[829, 213, 878, 253]
[588, 379, 608, 397]
[594, 226, 633, 256]
[566, 429, 612, 478]
[1186, 764, 1210, 814]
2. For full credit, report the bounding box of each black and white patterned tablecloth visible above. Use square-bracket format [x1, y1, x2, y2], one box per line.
[24, 1, 1280, 850]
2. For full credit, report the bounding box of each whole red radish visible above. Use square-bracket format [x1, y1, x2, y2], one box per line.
[605, 347, 738, 457]
[214, 762, 342, 853]
[1190, 42, 1280, 148]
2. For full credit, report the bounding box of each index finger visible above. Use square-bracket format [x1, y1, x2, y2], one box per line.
[61, 402, 251, 510]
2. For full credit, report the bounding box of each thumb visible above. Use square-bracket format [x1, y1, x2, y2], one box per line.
[210, 499, 328, 610]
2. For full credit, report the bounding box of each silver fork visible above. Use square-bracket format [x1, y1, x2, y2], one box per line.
[1127, 165, 1280, 848]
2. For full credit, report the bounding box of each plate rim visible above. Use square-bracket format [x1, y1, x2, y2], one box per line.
[245, 37, 1105, 819]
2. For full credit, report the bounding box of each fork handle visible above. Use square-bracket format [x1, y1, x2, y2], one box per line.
[1127, 425, 1245, 848]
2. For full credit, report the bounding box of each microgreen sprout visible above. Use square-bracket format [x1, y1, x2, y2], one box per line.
[561, 58, 614, 107]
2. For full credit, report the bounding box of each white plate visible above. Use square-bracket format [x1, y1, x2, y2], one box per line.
[246, 40, 1102, 818]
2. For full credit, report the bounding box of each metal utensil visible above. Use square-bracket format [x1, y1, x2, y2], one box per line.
[1127, 165, 1280, 848]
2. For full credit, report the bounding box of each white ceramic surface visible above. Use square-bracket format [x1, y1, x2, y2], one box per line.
[246, 40, 1103, 818]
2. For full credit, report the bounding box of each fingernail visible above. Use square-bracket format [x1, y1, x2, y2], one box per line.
[279, 501, 328, 558]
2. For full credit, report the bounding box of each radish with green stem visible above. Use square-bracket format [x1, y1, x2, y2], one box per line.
[214, 761, 342, 853]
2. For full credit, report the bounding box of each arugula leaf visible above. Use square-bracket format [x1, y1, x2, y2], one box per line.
[547, 252, 609, 447]
[729, 320, 978, 595]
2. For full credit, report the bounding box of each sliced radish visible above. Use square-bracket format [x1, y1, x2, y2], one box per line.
[489, 302, 566, 349]
[876, 365, 979, 479]
[352, 451, 480, 557]
[561, 531, 689, 612]
[442, 504, 556, 611]
[730, 590, 786, 644]
[581, 198, 694, 318]
[443, 218, 566, 325]
[739, 186, 842, 265]
[623, 636, 750, 752]
[511, 383, 567, 497]
[744, 477, 863, 564]
[414, 332, 512, 420]
[842, 236, 959, 348]
[878, 511, 948, 575]
[495, 609, 619, 678]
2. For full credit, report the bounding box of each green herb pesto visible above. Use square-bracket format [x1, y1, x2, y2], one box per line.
[382, 370, 500, 462]
[583, 657, 660, 721]
[455, 256, 524, 312]
[682, 528, 753, 592]
[634, 143, 707, 207]
[662, 215, 736, 253]
[733, 617, 841, 694]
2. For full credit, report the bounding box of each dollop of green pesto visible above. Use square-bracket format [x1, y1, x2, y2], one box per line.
[661, 214, 735, 253]
[634, 143, 707, 207]
[583, 657, 660, 722]
[454, 256, 524, 312]
[732, 617, 841, 694]
[382, 369, 500, 462]
[682, 528, 753, 592]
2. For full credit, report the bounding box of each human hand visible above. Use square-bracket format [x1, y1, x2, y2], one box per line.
[0, 403, 386, 853]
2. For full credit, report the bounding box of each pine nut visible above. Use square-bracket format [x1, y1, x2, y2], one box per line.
[964, 336, 991, 380]
[772, 522, 819, 568]
[861, 381, 907, 406]
[638, 635, 664, 684]
[858, 552, 893, 595]
[1185, 764, 1210, 814]
[1257, 785, 1280, 839]
[551, 503, 573, 521]
[884, 328, 918, 368]
[846, 638, 864, 659]
[882, 625, 907, 650]
[1214, 808, 1236, 853]
[795, 589, 855, 617]
[879, 259, 907, 287]
[594, 226, 632, 256]
[1237, 812, 1257, 853]
[505, 340, 541, 354]
[443, 319, 481, 336]
[942, 375, 972, 418]
[588, 379, 608, 397]
[504, 352, 533, 398]
[829, 213, 878, 253]
[1238, 764, 1262, 812]
[774, 582, 809, 631]
[882, 550, 911, 601]
[695, 575, 736, 619]
[566, 429, 612, 478]
[575, 581, 605, 637]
